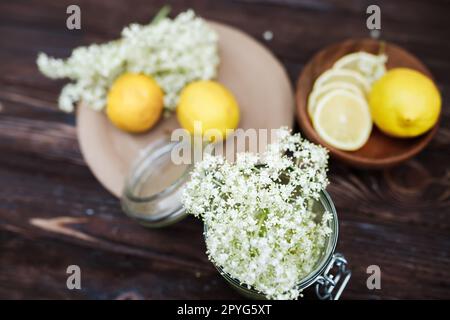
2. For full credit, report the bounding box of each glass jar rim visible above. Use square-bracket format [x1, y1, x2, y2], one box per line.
[123, 138, 193, 203]
[204, 190, 339, 297]
[121, 137, 194, 226]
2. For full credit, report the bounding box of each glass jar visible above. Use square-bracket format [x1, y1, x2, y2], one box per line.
[121, 138, 193, 227]
[204, 190, 351, 300]
[121, 140, 351, 299]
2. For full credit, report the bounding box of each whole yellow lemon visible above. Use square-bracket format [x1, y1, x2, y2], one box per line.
[369, 68, 441, 137]
[176, 80, 240, 140]
[107, 73, 164, 133]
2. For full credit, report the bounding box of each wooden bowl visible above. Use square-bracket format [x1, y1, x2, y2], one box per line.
[296, 38, 440, 169]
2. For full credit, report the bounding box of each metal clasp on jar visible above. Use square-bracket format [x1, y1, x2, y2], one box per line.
[315, 253, 351, 300]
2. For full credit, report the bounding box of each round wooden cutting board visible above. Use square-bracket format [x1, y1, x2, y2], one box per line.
[77, 21, 294, 198]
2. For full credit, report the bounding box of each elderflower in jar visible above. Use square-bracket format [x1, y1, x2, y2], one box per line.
[122, 128, 351, 299]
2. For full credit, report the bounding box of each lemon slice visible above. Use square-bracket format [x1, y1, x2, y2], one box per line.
[313, 89, 372, 151]
[307, 82, 364, 118]
[333, 52, 387, 83]
[313, 69, 371, 94]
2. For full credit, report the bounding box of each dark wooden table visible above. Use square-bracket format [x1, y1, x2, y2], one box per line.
[0, 0, 449, 300]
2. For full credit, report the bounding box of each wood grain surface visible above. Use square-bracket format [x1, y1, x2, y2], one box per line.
[0, 0, 449, 300]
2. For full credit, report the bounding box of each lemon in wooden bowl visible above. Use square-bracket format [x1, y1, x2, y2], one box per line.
[369, 68, 441, 137]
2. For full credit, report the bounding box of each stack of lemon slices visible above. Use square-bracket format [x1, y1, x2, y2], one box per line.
[308, 52, 387, 151]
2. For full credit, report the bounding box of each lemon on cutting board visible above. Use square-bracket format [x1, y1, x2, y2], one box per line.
[313, 89, 372, 151]
[106, 73, 164, 133]
[176, 80, 240, 140]
[369, 68, 441, 137]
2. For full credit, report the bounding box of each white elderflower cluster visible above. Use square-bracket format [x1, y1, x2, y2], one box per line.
[182, 128, 331, 300]
[37, 10, 219, 112]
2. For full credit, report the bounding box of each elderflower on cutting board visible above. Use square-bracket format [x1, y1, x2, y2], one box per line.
[182, 128, 331, 300]
[37, 9, 219, 113]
